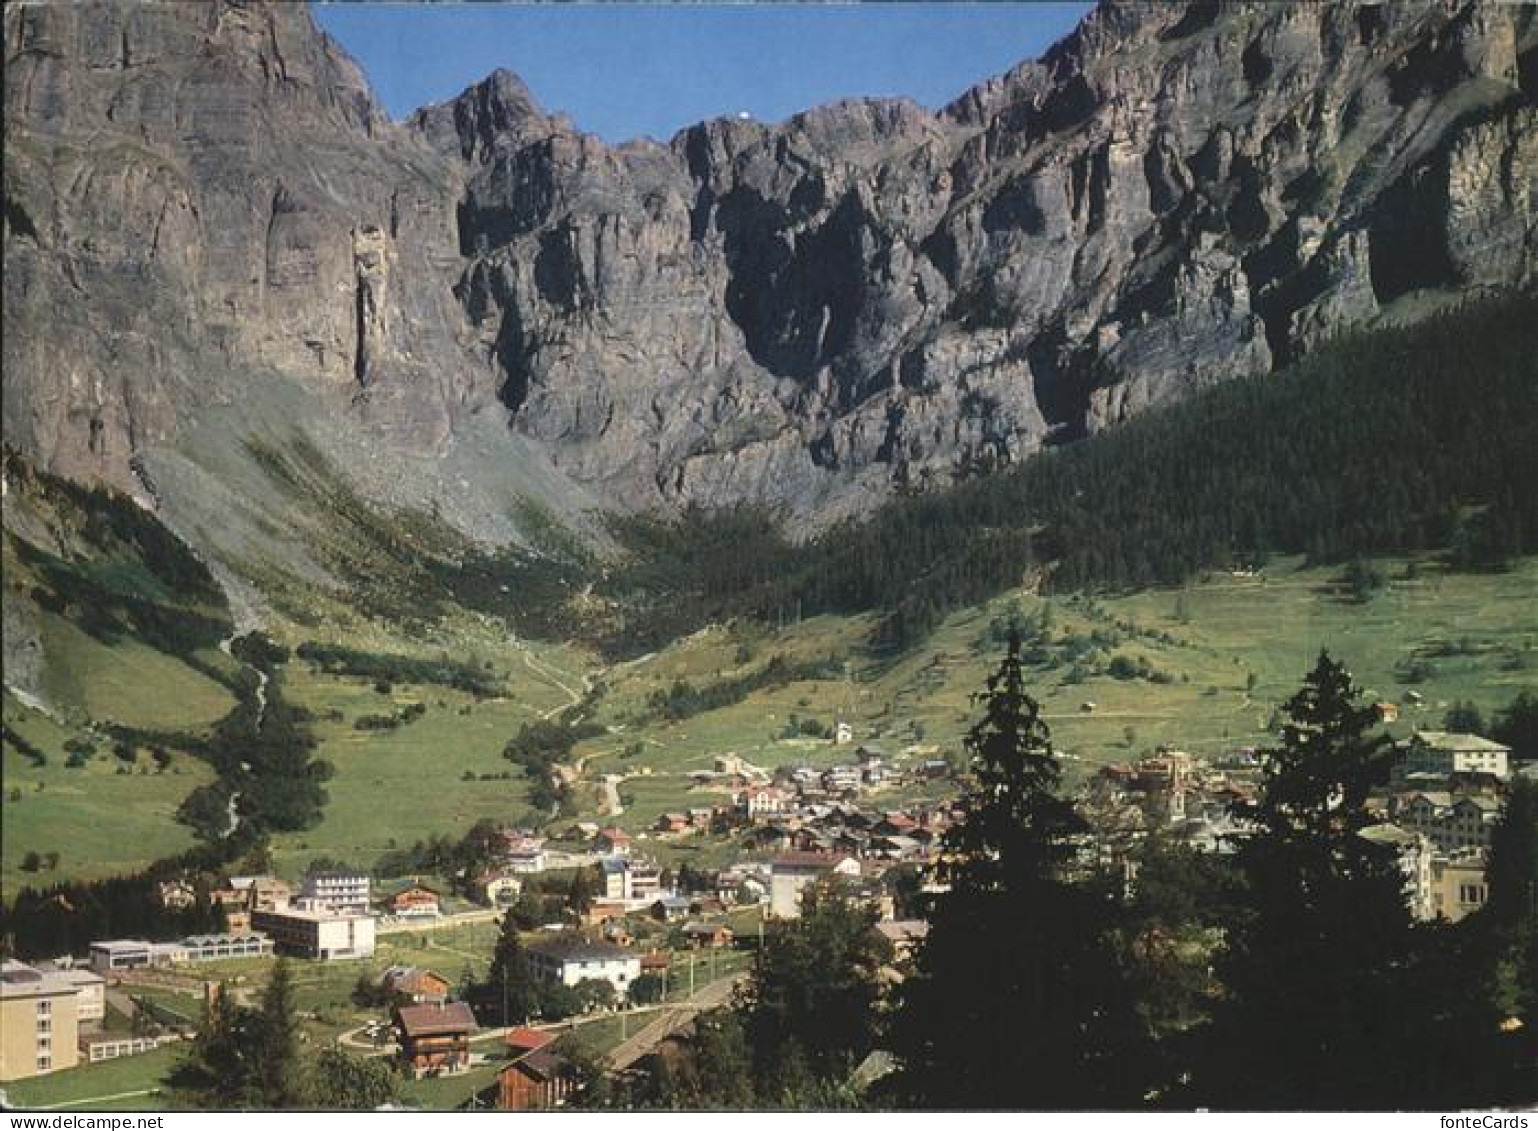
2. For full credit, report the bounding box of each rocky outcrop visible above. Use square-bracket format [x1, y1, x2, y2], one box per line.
[5, 0, 1535, 535]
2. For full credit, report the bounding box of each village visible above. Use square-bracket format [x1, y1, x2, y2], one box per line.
[2, 717, 1528, 1109]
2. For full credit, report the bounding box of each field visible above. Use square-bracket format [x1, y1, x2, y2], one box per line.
[1, 693, 216, 893]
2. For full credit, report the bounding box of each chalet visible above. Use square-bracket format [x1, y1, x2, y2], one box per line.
[228, 874, 291, 911]
[498, 1047, 572, 1110]
[651, 895, 693, 922]
[595, 827, 632, 856]
[875, 919, 930, 961]
[390, 885, 442, 919]
[155, 880, 196, 911]
[479, 872, 523, 906]
[640, 951, 671, 978]
[687, 807, 715, 829]
[601, 920, 635, 947]
[744, 823, 795, 851]
[821, 766, 862, 794]
[680, 922, 734, 949]
[394, 1001, 477, 1078]
[737, 785, 790, 819]
[834, 721, 854, 745]
[381, 966, 451, 1005]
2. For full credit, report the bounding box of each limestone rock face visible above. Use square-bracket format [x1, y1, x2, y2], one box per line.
[5, 0, 1535, 532]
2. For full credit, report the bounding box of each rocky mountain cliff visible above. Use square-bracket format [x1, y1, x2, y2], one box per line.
[5, 0, 1535, 539]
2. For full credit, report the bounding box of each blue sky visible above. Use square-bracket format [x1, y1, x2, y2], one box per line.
[312, 3, 1093, 143]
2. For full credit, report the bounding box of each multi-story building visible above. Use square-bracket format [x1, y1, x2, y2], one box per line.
[526, 939, 641, 1001]
[1395, 792, 1502, 853]
[0, 962, 80, 1081]
[295, 870, 371, 914]
[251, 907, 376, 960]
[1396, 732, 1511, 781]
[1360, 824, 1436, 921]
[769, 853, 862, 919]
[35, 967, 106, 1027]
[228, 874, 292, 911]
[89, 934, 271, 973]
[738, 785, 790, 818]
[1430, 850, 1490, 923]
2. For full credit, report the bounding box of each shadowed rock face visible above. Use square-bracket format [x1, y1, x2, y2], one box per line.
[5, 0, 1535, 530]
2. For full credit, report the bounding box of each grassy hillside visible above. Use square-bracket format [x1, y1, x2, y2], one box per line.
[1, 693, 217, 894]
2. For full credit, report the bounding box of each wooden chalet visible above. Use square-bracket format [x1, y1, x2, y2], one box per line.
[381, 965, 451, 1004]
[497, 1047, 572, 1110]
[394, 1001, 477, 1078]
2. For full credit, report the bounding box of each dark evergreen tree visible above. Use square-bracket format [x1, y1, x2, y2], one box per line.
[171, 986, 258, 1108]
[740, 883, 887, 1104]
[567, 866, 595, 918]
[1193, 652, 1481, 1109]
[251, 959, 304, 1108]
[884, 632, 1149, 1108]
[1480, 776, 1538, 1091]
[487, 913, 538, 1025]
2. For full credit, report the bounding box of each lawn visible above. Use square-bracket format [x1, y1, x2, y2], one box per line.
[3, 1043, 181, 1111]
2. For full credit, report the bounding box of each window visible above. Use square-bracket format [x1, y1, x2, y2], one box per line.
[36, 1000, 52, 1017]
[37, 1017, 51, 1034]
[37, 1055, 51, 1071]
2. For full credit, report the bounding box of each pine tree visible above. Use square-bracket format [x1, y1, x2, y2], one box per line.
[1193, 652, 1422, 1109]
[567, 866, 595, 918]
[1480, 776, 1538, 1090]
[171, 984, 258, 1108]
[488, 913, 538, 1025]
[884, 631, 1149, 1108]
[251, 959, 304, 1108]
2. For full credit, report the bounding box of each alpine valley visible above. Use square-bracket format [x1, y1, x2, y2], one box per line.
[1, 0, 1535, 1113]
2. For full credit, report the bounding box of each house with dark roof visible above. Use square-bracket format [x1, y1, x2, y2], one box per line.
[393, 1001, 477, 1078]
[380, 965, 450, 1005]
